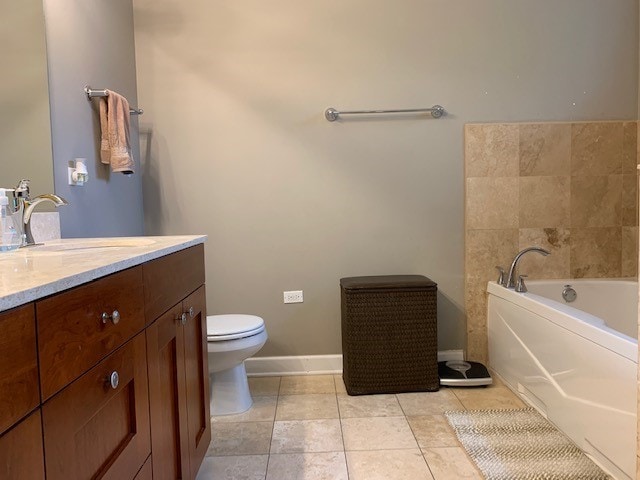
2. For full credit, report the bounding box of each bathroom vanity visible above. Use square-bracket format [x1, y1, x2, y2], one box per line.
[0, 236, 210, 480]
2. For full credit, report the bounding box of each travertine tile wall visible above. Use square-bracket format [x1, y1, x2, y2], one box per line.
[464, 121, 638, 363]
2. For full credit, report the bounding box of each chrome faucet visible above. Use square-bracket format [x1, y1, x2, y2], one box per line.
[13, 179, 68, 247]
[505, 246, 550, 289]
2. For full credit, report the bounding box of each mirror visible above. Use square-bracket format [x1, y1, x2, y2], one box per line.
[0, 0, 54, 196]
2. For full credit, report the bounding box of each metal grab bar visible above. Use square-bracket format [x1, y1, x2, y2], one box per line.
[324, 105, 445, 122]
[84, 86, 144, 115]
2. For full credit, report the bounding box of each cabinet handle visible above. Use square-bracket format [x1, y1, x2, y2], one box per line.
[101, 310, 120, 325]
[188, 306, 195, 318]
[179, 313, 187, 326]
[107, 371, 119, 389]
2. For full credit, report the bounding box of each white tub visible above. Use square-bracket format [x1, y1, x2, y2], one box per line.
[487, 279, 637, 480]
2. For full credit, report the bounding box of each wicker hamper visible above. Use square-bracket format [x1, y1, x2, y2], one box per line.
[340, 275, 438, 395]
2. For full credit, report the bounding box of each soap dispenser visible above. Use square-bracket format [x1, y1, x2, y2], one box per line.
[0, 188, 21, 252]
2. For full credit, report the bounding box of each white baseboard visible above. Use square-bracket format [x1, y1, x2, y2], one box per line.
[245, 349, 464, 377]
[245, 355, 343, 377]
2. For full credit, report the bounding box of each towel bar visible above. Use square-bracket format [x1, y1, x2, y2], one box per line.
[325, 105, 445, 121]
[84, 86, 144, 115]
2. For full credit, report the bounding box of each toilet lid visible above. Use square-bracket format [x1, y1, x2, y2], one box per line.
[207, 314, 265, 341]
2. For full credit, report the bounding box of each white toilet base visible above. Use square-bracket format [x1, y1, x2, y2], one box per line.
[210, 361, 253, 416]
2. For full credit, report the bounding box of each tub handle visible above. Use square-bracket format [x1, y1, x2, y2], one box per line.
[515, 274, 528, 293]
[495, 266, 505, 286]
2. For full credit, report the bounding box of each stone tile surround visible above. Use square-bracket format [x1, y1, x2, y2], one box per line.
[464, 121, 639, 364]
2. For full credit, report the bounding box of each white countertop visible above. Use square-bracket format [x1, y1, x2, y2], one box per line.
[0, 235, 206, 312]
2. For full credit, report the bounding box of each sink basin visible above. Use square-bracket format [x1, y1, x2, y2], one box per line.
[30, 238, 156, 252]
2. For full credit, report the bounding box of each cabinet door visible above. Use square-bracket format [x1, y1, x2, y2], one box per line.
[0, 303, 40, 434]
[0, 304, 39, 434]
[182, 286, 211, 479]
[147, 304, 190, 479]
[42, 333, 150, 480]
[0, 409, 45, 480]
[134, 455, 153, 480]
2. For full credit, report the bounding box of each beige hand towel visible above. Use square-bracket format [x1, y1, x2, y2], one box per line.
[99, 89, 134, 174]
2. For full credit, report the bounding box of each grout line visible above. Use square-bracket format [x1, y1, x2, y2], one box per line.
[404, 408, 436, 478]
[263, 376, 281, 479]
[449, 388, 467, 410]
[335, 391, 351, 479]
[422, 449, 437, 480]
[344, 446, 432, 453]
[395, 393, 409, 417]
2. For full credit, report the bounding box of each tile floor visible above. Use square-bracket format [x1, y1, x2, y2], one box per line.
[196, 374, 525, 480]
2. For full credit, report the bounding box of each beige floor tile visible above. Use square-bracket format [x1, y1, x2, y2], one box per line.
[396, 390, 464, 416]
[279, 375, 336, 395]
[248, 376, 281, 396]
[196, 455, 268, 480]
[266, 452, 348, 480]
[341, 416, 418, 451]
[276, 394, 339, 420]
[270, 419, 344, 453]
[334, 375, 347, 393]
[337, 393, 403, 418]
[407, 415, 460, 448]
[208, 422, 273, 456]
[346, 449, 434, 480]
[451, 386, 525, 410]
[212, 396, 277, 423]
[422, 447, 483, 479]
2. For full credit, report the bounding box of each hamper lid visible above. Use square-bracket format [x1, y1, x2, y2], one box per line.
[340, 275, 436, 290]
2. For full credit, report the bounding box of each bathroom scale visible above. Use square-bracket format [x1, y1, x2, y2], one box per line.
[438, 360, 492, 387]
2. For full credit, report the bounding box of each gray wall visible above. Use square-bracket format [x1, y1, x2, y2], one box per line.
[44, 0, 143, 238]
[134, 0, 638, 357]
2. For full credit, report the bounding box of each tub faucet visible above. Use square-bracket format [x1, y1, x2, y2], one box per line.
[505, 246, 550, 289]
[13, 179, 68, 247]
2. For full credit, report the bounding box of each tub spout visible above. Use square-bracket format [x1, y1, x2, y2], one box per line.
[505, 246, 550, 289]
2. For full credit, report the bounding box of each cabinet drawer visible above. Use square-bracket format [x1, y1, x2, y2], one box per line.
[144, 244, 205, 323]
[0, 304, 39, 434]
[0, 409, 45, 480]
[42, 332, 150, 480]
[37, 266, 145, 400]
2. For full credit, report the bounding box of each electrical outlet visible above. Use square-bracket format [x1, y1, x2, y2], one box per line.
[283, 290, 303, 304]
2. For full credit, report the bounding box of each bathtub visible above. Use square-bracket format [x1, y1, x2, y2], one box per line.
[487, 279, 637, 480]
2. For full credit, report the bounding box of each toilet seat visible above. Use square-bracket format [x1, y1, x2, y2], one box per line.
[207, 314, 265, 341]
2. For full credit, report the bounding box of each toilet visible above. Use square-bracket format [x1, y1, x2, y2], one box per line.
[206, 314, 268, 416]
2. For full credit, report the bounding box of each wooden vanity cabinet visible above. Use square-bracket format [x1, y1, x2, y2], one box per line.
[1, 243, 209, 480]
[0, 409, 45, 480]
[42, 332, 151, 480]
[145, 245, 211, 480]
[0, 304, 44, 479]
[36, 266, 145, 401]
[146, 303, 190, 479]
[182, 286, 211, 479]
[143, 244, 206, 324]
[0, 304, 39, 434]
[134, 456, 153, 480]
